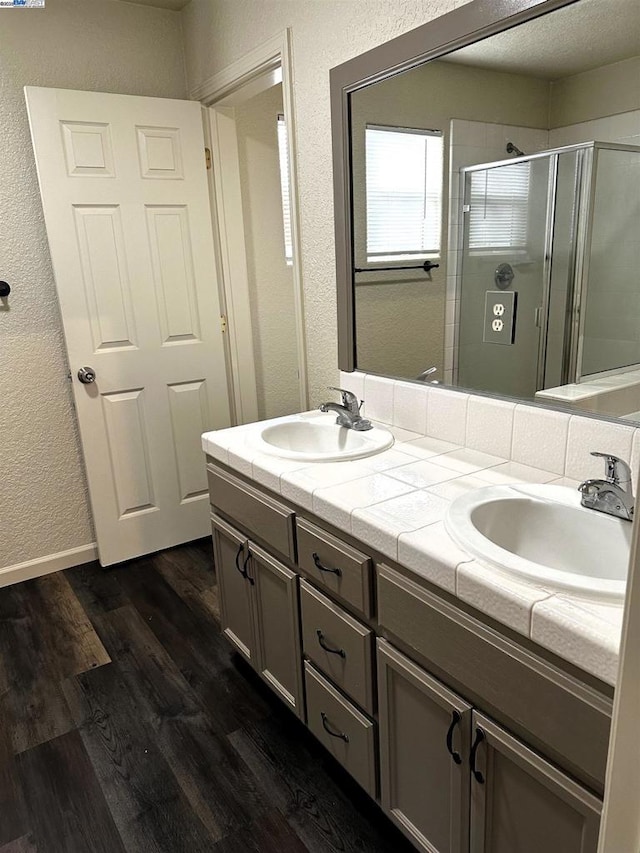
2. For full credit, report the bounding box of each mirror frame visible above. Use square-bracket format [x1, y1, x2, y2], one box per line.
[330, 0, 582, 373]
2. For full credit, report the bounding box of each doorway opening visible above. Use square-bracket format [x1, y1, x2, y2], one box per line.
[197, 30, 308, 424]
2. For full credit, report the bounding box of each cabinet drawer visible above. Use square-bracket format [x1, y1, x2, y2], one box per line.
[304, 661, 377, 798]
[297, 517, 372, 616]
[208, 464, 296, 561]
[300, 580, 374, 713]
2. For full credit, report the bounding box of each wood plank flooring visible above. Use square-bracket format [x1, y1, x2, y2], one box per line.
[0, 539, 414, 853]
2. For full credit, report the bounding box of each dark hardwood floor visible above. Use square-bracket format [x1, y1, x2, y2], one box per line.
[0, 539, 415, 853]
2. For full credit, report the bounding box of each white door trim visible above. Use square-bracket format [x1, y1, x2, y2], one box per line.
[194, 29, 309, 415]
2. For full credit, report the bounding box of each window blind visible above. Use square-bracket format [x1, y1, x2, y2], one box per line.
[277, 115, 293, 265]
[467, 161, 531, 250]
[365, 126, 443, 260]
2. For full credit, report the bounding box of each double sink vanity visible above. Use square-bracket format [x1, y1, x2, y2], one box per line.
[201, 376, 629, 853]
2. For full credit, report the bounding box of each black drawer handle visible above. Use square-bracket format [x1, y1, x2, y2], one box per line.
[316, 629, 346, 658]
[312, 552, 342, 577]
[321, 712, 349, 742]
[446, 710, 462, 765]
[470, 727, 485, 784]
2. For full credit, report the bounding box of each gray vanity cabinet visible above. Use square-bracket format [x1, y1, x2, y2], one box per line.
[377, 639, 472, 853]
[211, 512, 304, 718]
[377, 639, 602, 853]
[470, 713, 601, 853]
[211, 512, 256, 664]
[249, 541, 304, 718]
[207, 458, 608, 853]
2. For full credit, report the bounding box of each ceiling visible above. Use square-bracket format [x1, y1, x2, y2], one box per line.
[117, 0, 191, 11]
[444, 0, 640, 79]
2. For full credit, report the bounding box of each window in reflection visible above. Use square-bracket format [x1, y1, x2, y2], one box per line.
[365, 125, 443, 262]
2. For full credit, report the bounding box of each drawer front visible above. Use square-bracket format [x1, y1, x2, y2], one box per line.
[208, 464, 296, 561]
[377, 564, 612, 792]
[297, 517, 372, 616]
[300, 580, 374, 713]
[304, 661, 377, 798]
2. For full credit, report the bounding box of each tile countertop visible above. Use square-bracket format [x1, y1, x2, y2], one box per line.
[202, 411, 623, 687]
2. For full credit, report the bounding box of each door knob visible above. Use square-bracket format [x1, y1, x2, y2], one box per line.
[77, 366, 96, 384]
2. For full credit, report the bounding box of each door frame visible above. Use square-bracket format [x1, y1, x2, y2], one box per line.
[193, 29, 309, 421]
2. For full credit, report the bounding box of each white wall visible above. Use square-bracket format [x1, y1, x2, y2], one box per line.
[0, 0, 186, 571]
[235, 84, 301, 419]
[181, 0, 473, 406]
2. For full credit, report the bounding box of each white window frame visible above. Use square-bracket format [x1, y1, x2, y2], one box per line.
[364, 124, 444, 266]
[277, 113, 293, 266]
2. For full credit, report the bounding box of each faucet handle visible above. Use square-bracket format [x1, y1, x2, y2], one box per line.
[591, 452, 632, 485]
[328, 386, 362, 413]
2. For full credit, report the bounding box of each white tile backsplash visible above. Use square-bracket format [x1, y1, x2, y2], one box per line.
[564, 415, 635, 482]
[511, 404, 570, 475]
[338, 369, 365, 403]
[427, 387, 469, 445]
[392, 381, 428, 434]
[346, 371, 633, 485]
[363, 375, 395, 424]
[466, 397, 515, 459]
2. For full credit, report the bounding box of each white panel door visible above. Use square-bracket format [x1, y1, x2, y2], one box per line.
[25, 87, 231, 566]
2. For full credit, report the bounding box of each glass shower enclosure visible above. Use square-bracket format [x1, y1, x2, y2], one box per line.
[456, 141, 640, 401]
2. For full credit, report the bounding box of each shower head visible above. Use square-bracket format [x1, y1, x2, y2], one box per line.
[506, 141, 525, 157]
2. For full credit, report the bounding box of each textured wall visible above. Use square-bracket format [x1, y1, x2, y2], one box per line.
[182, 0, 473, 408]
[0, 0, 186, 569]
[235, 84, 301, 419]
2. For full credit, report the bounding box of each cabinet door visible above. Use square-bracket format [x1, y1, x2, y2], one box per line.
[211, 512, 255, 664]
[470, 712, 601, 853]
[377, 639, 472, 853]
[249, 542, 304, 719]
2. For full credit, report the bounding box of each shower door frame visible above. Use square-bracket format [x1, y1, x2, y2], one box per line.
[572, 141, 640, 384]
[457, 140, 640, 392]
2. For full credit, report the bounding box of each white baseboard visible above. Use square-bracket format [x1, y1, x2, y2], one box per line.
[0, 543, 98, 588]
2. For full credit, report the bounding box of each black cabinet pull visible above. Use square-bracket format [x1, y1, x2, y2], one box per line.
[235, 542, 245, 577]
[446, 710, 462, 765]
[234, 542, 254, 584]
[470, 727, 485, 784]
[312, 552, 342, 577]
[316, 629, 346, 658]
[321, 712, 349, 742]
[242, 551, 254, 585]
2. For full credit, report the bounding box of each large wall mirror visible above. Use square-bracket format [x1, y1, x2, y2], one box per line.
[331, 0, 640, 423]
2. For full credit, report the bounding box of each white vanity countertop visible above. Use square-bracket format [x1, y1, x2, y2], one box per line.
[202, 411, 623, 686]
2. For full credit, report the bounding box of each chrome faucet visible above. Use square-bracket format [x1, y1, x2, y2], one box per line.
[578, 452, 634, 521]
[416, 366, 439, 383]
[319, 387, 373, 431]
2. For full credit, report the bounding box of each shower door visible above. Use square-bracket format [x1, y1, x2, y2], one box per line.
[457, 155, 555, 399]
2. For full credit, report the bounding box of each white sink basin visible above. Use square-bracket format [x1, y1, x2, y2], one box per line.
[445, 483, 631, 600]
[251, 415, 394, 462]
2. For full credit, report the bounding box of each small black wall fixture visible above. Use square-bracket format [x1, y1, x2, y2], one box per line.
[0, 281, 10, 298]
